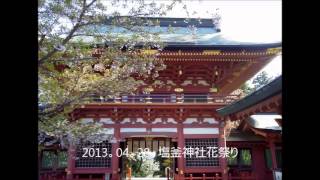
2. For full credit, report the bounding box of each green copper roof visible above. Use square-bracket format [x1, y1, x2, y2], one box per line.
[217, 75, 282, 116]
[76, 17, 281, 47]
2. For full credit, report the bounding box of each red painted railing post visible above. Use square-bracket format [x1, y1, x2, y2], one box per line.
[189, 174, 193, 180]
[202, 173, 206, 180]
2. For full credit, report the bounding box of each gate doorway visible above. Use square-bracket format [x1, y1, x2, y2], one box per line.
[121, 137, 176, 180]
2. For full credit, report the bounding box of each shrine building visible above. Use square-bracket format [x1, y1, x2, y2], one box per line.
[39, 17, 282, 180]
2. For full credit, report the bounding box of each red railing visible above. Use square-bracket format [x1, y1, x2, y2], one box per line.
[83, 94, 240, 104]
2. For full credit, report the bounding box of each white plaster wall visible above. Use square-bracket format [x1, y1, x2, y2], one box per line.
[183, 128, 219, 134]
[120, 128, 147, 133]
[151, 128, 177, 133]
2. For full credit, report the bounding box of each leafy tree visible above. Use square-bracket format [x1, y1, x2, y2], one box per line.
[240, 71, 273, 96]
[252, 71, 272, 90]
[38, 0, 221, 147]
[38, 0, 174, 147]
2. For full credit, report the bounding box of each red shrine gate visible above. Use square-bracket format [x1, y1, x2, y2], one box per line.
[39, 17, 282, 180]
[68, 100, 231, 179]
[59, 44, 280, 180]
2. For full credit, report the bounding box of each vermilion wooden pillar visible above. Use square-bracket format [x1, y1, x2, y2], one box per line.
[268, 139, 278, 170]
[177, 123, 185, 178]
[66, 145, 75, 180]
[111, 124, 120, 180]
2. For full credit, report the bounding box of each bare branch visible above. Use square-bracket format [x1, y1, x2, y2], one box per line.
[38, 0, 98, 65]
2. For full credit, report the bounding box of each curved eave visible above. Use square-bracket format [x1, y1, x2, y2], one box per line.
[217, 75, 282, 116]
[252, 127, 281, 133]
[163, 42, 282, 50]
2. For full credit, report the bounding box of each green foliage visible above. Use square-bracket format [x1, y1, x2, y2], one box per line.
[252, 71, 272, 90]
[240, 71, 272, 95]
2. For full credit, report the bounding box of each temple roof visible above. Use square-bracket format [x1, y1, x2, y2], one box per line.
[247, 113, 282, 131]
[78, 17, 282, 47]
[217, 75, 282, 116]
